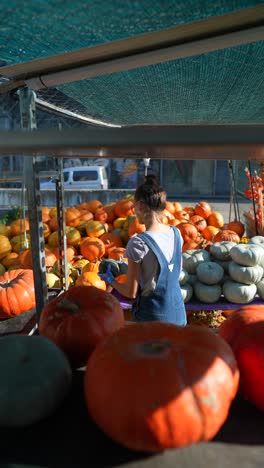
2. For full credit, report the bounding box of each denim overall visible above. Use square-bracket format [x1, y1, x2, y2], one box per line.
[132, 226, 187, 326]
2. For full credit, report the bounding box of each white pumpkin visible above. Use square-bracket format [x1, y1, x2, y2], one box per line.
[222, 280, 257, 304]
[196, 261, 224, 285]
[230, 244, 264, 267]
[194, 281, 222, 303]
[248, 236, 264, 246]
[0, 335, 72, 426]
[257, 279, 264, 299]
[228, 261, 263, 285]
[182, 249, 211, 274]
[180, 283, 193, 303]
[179, 269, 189, 286]
[210, 241, 237, 261]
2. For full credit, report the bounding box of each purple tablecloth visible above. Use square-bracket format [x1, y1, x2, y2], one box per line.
[112, 290, 264, 312]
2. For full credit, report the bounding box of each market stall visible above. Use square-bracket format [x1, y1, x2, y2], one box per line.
[0, 2, 264, 466]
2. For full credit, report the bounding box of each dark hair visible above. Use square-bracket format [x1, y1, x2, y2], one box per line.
[134, 174, 166, 211]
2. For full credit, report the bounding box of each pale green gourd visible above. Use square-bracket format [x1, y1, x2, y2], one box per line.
[196, 261, 224, 285]
[182, 249, 210, 274]
[230, 244, 264, 267]
[194, 281, 222, 303]
[210, 241, 237, 261]
[228, 261, 263, 285]
[223, 280, 256, 304]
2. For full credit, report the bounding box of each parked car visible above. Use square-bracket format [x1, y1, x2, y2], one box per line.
[40, 166, 108, 190]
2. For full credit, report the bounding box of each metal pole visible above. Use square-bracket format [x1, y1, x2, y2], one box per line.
[55, 156, 69, 291]
[18, 87, 48, 325]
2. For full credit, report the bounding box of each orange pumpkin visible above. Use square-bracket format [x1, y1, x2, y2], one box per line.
[128, 217, 146, 237]
[80, 200, 103, 214]
[194, 201, 212, 219]
[219, 305, 264, 411]
[10, 218, 30, 237]
[173, 202, 183, 212]
[80, 237, 105, 262]
[42, 207, 51, 224]
[76, 271, 106, 290]
[82, 261, 100, 273]
[207, 211, 224, 229]
[190, 215, 207, 233]
[84, 322, 239, 452]
[0, 269, 36, 318]
[174, 210, 190, 221]
[165, 201, 175, 214]
[182, 241, 200, 252]
[177, 222, 199, 243]
[227, 220, 245, 238]
[114, 198, 134, 218]
[38, 285, 124, 367]
[102, 203, 116, 223]
[94, 208, 108, 223]
[108, 247, 128, 262]
[19, 248, 57, 269]
[50, 245, 78, 263]
[202, 226, 220, 241]
[213, 230, 240, 243]
[65, 207, 82, 227]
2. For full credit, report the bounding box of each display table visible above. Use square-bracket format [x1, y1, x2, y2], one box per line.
[0, 369, 263, 467]
[112, 290, 264, 311]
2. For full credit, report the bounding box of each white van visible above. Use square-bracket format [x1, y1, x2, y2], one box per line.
[40, 166, 108, 190]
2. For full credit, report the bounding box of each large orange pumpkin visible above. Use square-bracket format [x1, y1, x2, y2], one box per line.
[84, 322, 239, 452]
[80, 237, 105, 262]
[38, 285, 124, 367]
[219, 305, 264, 411]
[0, 269, 35, 318]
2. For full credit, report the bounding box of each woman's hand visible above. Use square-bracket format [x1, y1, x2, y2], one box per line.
[98, 264, 115, 285]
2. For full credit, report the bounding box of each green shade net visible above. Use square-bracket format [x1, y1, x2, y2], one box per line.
[0, 0, 264, 126]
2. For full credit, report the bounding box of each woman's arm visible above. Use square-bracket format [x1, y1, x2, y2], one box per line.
[111, 258, 140, 299]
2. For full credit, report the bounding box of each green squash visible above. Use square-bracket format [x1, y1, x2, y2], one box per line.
[99, 258, 120, 277]
[0, 335, 72, 426]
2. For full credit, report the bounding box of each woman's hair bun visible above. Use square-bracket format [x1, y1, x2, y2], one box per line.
[144, 174, 159, 188]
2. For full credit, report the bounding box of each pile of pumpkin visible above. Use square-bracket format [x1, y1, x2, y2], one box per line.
[180, 236, 264, 306]
[0, 197, 246, 287]
[1, 282, 264, 454]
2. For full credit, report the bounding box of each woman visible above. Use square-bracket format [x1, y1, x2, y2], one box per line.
[99, 175, 187, 325]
